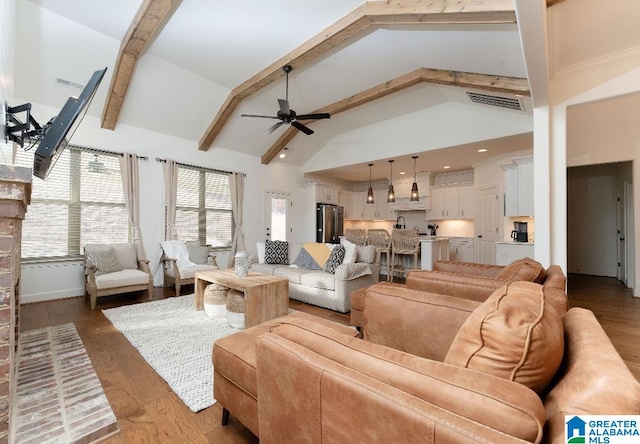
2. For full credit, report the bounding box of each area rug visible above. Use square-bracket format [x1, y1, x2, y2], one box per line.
[102, 294, 239, 412]
[13, 323, 119, 444]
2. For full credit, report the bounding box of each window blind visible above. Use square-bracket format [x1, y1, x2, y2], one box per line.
[175, 164, 233, 247]
[16, 145, 129, 259]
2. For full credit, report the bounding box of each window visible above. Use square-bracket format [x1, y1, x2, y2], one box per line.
[174, 164, 233, 247]
[16, 145, 129, 259]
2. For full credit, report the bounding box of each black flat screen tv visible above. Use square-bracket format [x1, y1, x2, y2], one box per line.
[33, 67, 107, 179]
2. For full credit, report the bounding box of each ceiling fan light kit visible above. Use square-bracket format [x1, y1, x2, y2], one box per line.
[410, 155, 419, 202]
[241, 65, 330, 136]
[387, 159, 395, 203]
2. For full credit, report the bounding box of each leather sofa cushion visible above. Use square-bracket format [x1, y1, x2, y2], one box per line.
[495, 258, 546, 283]
[444, 281, 564, 394]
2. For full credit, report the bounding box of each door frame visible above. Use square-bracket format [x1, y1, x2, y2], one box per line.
[264, 189, 292, 242]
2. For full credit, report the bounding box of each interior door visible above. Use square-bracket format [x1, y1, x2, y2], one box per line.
[477, 186, 501, 264]
[617, 184, 627, 283]
[264, 190, 291, 242]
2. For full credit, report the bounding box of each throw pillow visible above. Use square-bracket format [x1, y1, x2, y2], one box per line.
[342, 240, 357, 264]
[294, 242, 333, 269]
[324, 245, 345, 274]
[87, 247, 124, 276]
[265, 240, 289, 265]
[444, 281, 564, 394]
[495, 258, 546, 283]
[187, 245, 210, 265]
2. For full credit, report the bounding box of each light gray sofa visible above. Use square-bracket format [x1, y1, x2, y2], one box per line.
[250, 242, 380, 313]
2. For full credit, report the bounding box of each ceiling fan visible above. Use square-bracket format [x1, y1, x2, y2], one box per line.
[241, 65, 330, 135]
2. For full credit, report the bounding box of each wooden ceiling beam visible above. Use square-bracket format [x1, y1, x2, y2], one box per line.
[546, 0, 567, 6]
[199, 0, 517, 151]
[101, 0, 177, 130]
[261, 68, 529, 165]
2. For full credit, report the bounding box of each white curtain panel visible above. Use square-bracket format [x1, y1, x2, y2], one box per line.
[119, 153, 148, 261]
[228, 172, 245, 268]
[162, 159, 179, 241]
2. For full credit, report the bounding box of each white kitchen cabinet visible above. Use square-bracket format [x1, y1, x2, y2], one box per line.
[360, 190, 395, 220]
[315, 184, 339, 205]
[460, 186, 475, 220]
[351, 192, 365, 220]
[495, 242, 534, 266]
[449, 238, 475, 262]
[374, 190, 394, 220]
[502, 157, 533, 217]
[430, 185, 470, 220]
[394, 173, 430, 199]
[338, 191, 352, 219]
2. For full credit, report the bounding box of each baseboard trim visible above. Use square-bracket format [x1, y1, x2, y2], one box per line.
[22, 289, 84, 304]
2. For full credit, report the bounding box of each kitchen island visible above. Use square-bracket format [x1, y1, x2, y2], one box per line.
[420, 237, 450, 270]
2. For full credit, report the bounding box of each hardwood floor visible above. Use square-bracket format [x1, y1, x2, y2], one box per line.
[18, 274, 639, 443]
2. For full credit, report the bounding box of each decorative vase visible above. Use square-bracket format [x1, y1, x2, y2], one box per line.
[235, 251, 249, 277]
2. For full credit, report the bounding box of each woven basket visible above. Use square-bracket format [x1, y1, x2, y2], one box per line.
[226, 289, 245, 313]
[226, 289, 245, 329]
[204, 283, 228, 318]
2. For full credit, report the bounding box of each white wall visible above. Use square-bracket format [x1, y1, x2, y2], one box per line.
[0, 0, 15, 162]
[302, 102, 533, 173]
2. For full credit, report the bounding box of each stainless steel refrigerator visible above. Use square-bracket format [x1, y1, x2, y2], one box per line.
[316, 204, 344, 243]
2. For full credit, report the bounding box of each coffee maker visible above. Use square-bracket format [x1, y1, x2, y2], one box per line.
[511, 221, 528, 242]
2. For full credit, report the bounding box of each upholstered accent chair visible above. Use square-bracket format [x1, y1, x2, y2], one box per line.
[84, 242, 153, 310]
[160, 240, 218, 296]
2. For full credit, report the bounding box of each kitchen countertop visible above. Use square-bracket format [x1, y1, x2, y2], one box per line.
[495, 241, 535, 245]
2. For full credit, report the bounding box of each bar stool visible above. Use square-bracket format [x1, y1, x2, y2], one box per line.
[390, 229, 420, 282]
[366, 229, 392, 281]
[345, 228, 367, 246]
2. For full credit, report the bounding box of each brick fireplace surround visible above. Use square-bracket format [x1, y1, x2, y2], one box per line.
[0, 165, 31, 443]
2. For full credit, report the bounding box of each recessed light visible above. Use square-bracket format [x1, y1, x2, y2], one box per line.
[478, 148, 488, 153]
[279, 153, 286, 159]
[444, 165, 451, 169]
[399, 171, 406, 175]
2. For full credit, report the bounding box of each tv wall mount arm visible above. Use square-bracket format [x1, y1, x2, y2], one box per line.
[4, 102, 49, 148]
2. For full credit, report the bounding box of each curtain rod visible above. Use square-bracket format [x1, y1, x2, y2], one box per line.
[155, 157, 244, 176]
[70, 144, 148, 160]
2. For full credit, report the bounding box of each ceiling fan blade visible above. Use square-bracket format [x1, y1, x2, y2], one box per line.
[241, 114, 280, 119]
[265, 121, 284, 135]
[295, 113, 331, 120]
[291, 121, 314, 135]
[278, 99, 290, 115]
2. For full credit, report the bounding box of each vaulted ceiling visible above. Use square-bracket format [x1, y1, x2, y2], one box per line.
[20, 0, 564, 182]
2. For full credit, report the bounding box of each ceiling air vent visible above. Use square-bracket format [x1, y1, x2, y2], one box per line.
[55, 77, 84, 90]
[466, 91, 523, 111]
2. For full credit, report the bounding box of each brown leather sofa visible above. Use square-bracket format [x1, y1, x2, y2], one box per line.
[253, 280, 640, 443]
[351, 258, 565, 329]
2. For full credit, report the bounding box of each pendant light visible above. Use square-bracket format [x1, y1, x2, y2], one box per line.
[387, 160, 395, 203]
[366, 163, 375, 204]
[410, 155, 419, 201]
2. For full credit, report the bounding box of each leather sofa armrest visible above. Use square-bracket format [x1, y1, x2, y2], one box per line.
[406, 270, 509, 302]
[257, 320, 545, 444]
[432, 260, 504, 277]
[361, 283, 480, 361]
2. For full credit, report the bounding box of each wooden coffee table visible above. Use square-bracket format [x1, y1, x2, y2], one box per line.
[194, 269, 289, 329]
